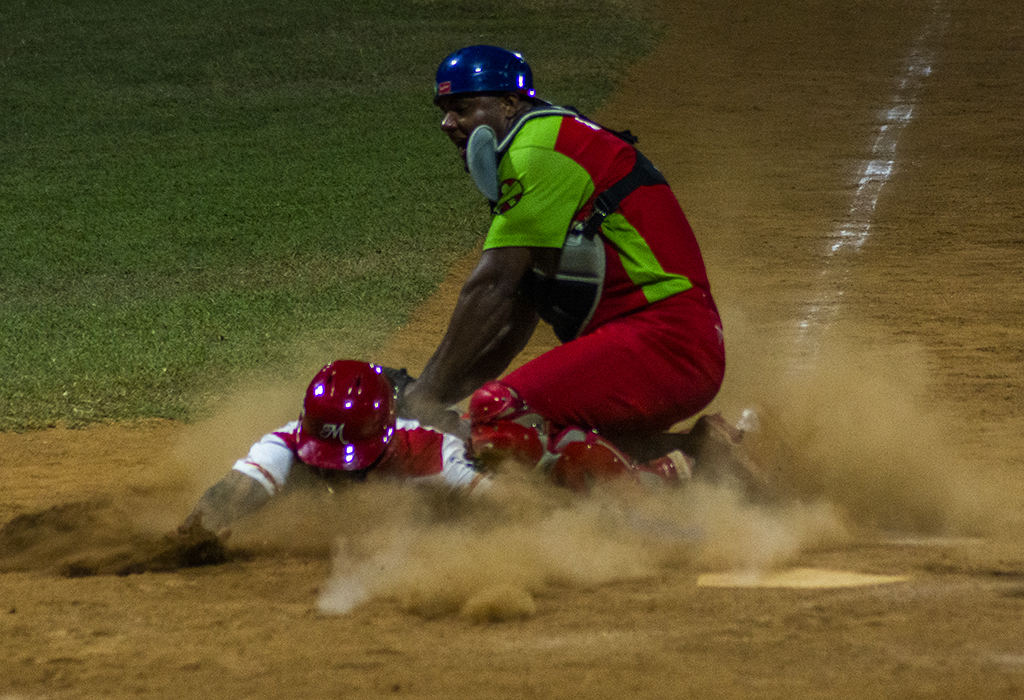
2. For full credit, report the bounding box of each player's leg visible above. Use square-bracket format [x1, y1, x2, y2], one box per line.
[548, 427, 685, 492]
[467, 382, 684, 491]
[501, 289, 725, 440]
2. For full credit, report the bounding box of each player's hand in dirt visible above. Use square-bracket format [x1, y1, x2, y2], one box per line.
[178, 471, 271, 539]
[177, 510, 231, 544]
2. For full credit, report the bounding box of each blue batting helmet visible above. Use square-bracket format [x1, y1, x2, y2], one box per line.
[434, 45, 535, 103]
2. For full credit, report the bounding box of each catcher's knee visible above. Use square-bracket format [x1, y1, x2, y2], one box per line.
[468, 381, 548, 470]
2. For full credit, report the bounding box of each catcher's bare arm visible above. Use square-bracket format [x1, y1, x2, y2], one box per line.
[455, 295, 539, 398]
[179, 470, 272, 534]
[402, 247, 537, 423]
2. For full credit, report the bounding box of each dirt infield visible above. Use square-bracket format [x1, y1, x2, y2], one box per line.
[2, 0, 1023, 697]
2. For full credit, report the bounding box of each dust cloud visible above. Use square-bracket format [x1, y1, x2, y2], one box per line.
[174, 377, 308, 490]
[314, 473, 847, 621]
[711, 307, 1018, 538]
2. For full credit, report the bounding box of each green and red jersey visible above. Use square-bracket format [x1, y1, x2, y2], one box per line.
[485, 112, 713, 333]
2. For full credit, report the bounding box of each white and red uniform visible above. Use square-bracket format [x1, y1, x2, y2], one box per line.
[232, 417, 485, 495]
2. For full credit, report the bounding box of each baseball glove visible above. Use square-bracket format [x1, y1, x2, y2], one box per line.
[379, 365, 416, 400]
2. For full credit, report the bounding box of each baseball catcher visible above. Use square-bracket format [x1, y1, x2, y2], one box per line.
[395, 46, 763, 493]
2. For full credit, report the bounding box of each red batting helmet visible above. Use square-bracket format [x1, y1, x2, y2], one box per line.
[295, 361, 397, 471]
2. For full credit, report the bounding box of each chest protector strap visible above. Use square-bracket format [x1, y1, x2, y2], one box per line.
[523, 132, 669, 343]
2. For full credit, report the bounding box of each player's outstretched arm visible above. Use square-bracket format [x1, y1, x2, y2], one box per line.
[178, 470, 272, 535]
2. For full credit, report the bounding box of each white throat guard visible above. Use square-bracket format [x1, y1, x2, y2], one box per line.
[466, 125, 500, 202]
[466, 107, 579, 203]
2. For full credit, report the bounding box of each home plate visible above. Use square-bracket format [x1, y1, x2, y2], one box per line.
[697, 567, 908, 589]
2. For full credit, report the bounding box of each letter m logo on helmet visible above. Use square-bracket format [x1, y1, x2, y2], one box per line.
[434, 45, 535, 103]
[319, 423, 347, 441]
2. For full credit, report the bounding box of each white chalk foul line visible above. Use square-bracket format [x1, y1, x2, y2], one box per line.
[794, 2, 948, 361]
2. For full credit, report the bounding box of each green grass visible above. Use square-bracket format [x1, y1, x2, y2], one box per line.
[0, 0, 661, 429]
